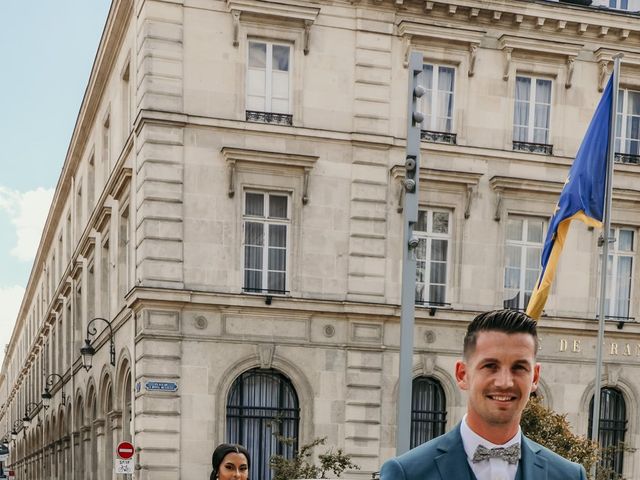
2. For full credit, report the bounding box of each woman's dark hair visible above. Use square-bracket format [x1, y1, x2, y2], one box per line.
[210, 443, 250, 480]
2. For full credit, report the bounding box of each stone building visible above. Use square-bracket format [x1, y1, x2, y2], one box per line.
[1, 0, 640, 478]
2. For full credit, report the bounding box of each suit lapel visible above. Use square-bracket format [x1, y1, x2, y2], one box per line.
[434, 425, 473, 480]
[520, 435, 547, 480]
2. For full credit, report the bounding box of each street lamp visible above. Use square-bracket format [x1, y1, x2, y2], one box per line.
[41, 373, 66, 409]
[80, 317, 116, 371]
[22, 402, 39, 429]
[11, 420, 22, 440]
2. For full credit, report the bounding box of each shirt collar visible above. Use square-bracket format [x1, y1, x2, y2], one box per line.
[460, 414, 522, 462]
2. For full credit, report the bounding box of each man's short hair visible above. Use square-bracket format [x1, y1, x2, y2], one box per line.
[463, 309, 538, 359]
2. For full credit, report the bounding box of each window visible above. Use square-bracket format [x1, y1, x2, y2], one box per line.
[101, 238, 110, 319]
[415, 210, 451, 306]
[602, 227, 635, 319]
[588, 388, 627, 477]
[102, 115, 111, 183]
[243, 192, 289, 294]
[609, 0, 629, 9]
[88, 154, 95, 214]
[122, 63, 131, 140]
[227, 368, 300, 480]
[246, 41, 292, 124]
[615, 89, 640, 164]
[513, 76, 552, 153]
[504, 216, 545, 310]
[420, 64, 455, 143]
[411, 377, 447, 448]
[118, 207, 130, 303]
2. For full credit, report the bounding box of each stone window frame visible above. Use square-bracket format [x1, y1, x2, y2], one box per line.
[227, 0, 319, 126]
[245, 39, 294, 121]
[222, 147, 318, 297]
[489, 176, 560, 311]
[242, 189, 292, 296]
[597, 226, 637, 321]
[397, 21, 484, 147]
[502, 214, 547, 312]
[413, 207, 453, 308]
[499, 35, 583, 156]
[512, 74, 553, 149]
[391, 165, 482, 309]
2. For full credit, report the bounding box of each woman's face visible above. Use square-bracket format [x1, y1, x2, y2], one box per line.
[217, 452, 249, 480]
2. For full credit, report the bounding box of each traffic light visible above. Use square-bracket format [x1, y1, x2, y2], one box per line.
[404, 51, 425, 223]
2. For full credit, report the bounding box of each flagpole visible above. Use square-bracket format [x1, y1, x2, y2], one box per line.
[591, 53, 622, 475]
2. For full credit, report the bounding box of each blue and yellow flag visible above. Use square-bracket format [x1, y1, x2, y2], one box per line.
[526, 76, 614, 320]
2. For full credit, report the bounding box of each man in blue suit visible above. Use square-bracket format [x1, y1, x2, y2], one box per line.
[381, 309, 586, 480]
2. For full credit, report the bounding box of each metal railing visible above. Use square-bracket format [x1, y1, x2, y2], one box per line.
[421, 130, 457, 145]
[246, 110, 293, 126]
[512, 140, 553, 155]
[614, 152, 640, 165]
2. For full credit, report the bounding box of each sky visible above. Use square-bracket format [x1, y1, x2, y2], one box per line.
[0, 1, 112, 366]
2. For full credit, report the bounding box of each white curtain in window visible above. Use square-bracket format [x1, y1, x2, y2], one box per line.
[271, 45, 290, 114]
[268, 224, 287, 292]
[247, 42, 267, 111]
[626, 91, 640, 155]
[422, 65, 434, 128]
[615, 256, 632, 317]
[513, 77, 531, 142]
[436, 67, 455, 132]
[533, 79, 551, 144]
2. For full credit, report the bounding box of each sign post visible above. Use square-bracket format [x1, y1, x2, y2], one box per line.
[115, 441, 135, 475]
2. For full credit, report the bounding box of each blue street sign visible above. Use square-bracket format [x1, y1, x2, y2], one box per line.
[144, 381, 178, 392]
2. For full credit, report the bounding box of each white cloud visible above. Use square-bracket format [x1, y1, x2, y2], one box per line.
[0, 186, 54, 262]
[0, 285, 25, 367]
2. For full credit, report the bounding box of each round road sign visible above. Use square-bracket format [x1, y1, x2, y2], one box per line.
[116, 441, 135, 460]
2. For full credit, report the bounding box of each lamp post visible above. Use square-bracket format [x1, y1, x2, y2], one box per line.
[22, 402, 39, 429]
[42, 374, 66, 409]
[11, 420, 22, 440]
[80, 317, 116, 371]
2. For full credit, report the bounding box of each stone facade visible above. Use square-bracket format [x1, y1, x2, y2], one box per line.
[1, 0, 640, 479]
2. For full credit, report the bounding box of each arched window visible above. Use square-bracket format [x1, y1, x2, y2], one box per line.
[226, 368, 300, 480]
[410, 376, 447, 448]
[588, 388, 627, 477]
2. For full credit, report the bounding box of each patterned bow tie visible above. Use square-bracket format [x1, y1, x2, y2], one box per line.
[472, 444, 520, 465]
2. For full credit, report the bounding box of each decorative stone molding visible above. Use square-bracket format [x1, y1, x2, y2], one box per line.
[469, 44, 478, 77]
[391, 166, 482, 217]
[227, 0, 320, 55]
[108, 410, 122, 431]
[490, 176, 562, 221]
[416, 0, 640, 43]
[222, 147, 318, 204]
[498, 35, 583, 86]
[595, 48, 640, 91]
[110, 167, 132, 202]
[598, 60, 609, 92]
[257, 344, 276, 369]
[421, 353, 437, 375]
[397, 20, 484, 71]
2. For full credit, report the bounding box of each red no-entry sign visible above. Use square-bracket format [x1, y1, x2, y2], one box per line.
[116, 441, 135, 460]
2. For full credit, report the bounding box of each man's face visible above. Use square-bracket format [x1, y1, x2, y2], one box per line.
[455, 331, 540, 441]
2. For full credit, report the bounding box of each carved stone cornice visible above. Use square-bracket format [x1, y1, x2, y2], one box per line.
[490, 176, 562, 196]
[222, 147, 318, 204]
[418, 0, 640, 43]
[227, 0, 319, 54]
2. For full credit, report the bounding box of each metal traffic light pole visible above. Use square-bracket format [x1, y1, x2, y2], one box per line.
[396, 51, 425, 455]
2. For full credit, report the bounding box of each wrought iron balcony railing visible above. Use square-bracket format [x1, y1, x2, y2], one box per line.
[421, 130, 457, 145]
[513, 140, 553, 155]
[246, 110, 293, 126]
[614, 152, 640, 165]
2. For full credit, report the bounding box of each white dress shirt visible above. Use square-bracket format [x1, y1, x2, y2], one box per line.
[460, 415, 521, 480]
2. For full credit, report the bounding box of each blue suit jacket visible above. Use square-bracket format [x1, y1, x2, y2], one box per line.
[380, 424, 586, 480]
